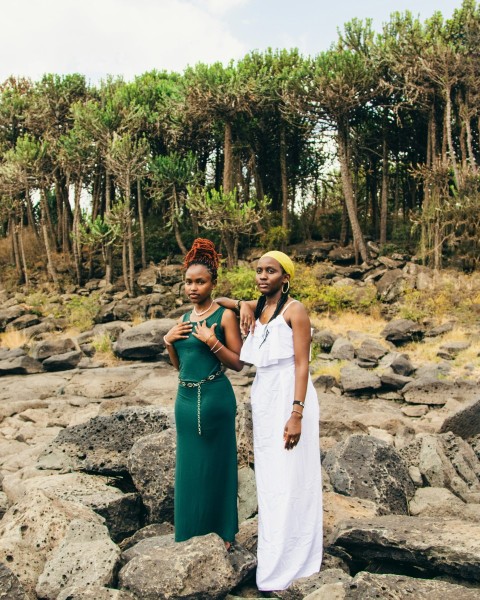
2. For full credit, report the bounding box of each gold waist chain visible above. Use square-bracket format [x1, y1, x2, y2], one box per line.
[178, 369, 223, 435]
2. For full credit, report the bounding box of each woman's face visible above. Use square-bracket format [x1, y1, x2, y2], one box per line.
[185, 263, 215, 304]
[255, 257, 288, 295]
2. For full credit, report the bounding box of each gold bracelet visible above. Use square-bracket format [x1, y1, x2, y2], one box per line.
[291, 409, 303, 418]
[213, 344, 224, 354]
[210, 339, 221, 352]
[204, 332, 215, 344]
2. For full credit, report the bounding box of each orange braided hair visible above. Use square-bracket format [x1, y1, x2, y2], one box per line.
[183, 238, 221, 278]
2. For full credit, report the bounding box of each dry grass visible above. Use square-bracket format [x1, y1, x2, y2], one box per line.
[311, 311, 388, 340]
[0, 329, 30, 349]
[312, 359, 347, 380]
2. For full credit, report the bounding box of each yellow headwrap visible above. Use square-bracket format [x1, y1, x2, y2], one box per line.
[261, 251, 295, 279]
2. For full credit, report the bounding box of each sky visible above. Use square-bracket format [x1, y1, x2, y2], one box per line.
[0, 0, 466, 84]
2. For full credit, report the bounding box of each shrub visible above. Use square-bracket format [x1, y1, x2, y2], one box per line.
[216, 266, 259, 300]
[64, 294, 100, 331]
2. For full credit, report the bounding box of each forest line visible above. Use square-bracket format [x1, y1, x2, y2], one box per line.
[0, 0, 479, 293]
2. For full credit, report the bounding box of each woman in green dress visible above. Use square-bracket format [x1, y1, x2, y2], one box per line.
[163, 238, 243, 548]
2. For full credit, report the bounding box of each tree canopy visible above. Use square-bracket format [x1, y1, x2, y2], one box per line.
[1, 1, 479, 291]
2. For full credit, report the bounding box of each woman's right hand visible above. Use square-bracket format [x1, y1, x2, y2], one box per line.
[164, 321, 193, 345]
[239, 302, 256, 336]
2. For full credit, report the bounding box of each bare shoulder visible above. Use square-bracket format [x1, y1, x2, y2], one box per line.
[286, 300, 310, 324]
[221, 307, 239, 326]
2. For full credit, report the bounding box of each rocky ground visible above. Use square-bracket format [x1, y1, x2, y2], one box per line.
[0, 248, 479, 599]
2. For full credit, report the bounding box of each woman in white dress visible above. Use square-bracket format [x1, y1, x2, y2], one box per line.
[218, 250, 323, 591]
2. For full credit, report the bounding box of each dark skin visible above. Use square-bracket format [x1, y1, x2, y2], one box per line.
[217, 256, 312, 450]
[164, 263, 243, 550]
[164, 263, 244, 372]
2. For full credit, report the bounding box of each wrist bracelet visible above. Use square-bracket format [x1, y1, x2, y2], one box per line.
[291, 409, 303, 418]
[204, 332, 215, 344]
[163, 335, 172, 347]
[293, 400, 305, 408]
[234, 299, 243, 312]
[210, 339, 221, 352]
[213, 344, 224, 354]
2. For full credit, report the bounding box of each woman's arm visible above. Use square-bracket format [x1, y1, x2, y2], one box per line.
[283, 302, 312, 449]
[192, 309, 244, 371]
[215, 297, 258, 335]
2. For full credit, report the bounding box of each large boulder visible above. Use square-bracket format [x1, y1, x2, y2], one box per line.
[113, 319, 177, 359]
[35, 519, 120, 600]
[402, 377, 456, 405]
[381, 319, 424, 345]
[7, 472, 143, 542]
[0, 306, 26, 331]
[323, 435, 415, 514]
[399, 433, 480, 503]
[5, 314, 40, 331]
[119, 533, 255, 600]
[0, 356, 43, 376]
[439, 397, 480, 439]
[375, 269, 406, 302]
[333, 515, 480, 582]
[127, 429, 176, 524]
[309, 572, 480, 599]
[355, 339, 388, 367]
[330, 338, 355, 361]
[42, 350, 83, 372]
[0, 563, 29, 600]
[340, 365, 381, 394]
[37, 407, 170, 475]
[0, 490, 104, 596]
[409, 487, 480, 522]
[31, 338, 76, 361]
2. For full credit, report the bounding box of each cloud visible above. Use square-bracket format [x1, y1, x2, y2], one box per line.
[0, 0, 247, 83]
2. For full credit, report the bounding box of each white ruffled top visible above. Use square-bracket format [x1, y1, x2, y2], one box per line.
[240, 301, 298, 368]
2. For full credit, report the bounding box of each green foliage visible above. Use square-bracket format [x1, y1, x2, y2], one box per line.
[260, 226, 290, 250]
[64, 294, 101, 331]
[91, 332, 113, 354]
[216, 266, 260, 300]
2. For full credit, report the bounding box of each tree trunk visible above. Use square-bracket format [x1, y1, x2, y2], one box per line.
[340, 200, 348, 246]
[137, 178, 146, 269]
[444, 85, 460, 188]
[172, 187, 188, 255]
[19, 216, 29, 289]
[279, 123, 289, 232]
[24, 185, 38, 236]
[223, 121, 233, 193]
[105, 170, 113, 285]
[380, 125, 389, 246]
[41, 189, 58, 286]
[126, 174, 135, 296]
[337, 118, 369, 263]
[10, 215, 22, 283]
[72, 179, 82, 285]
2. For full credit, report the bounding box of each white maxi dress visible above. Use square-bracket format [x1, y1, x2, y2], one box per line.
[240, 301, 323, 591]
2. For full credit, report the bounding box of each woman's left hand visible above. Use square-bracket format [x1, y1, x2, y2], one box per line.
[192, 321, 217, 345]
[283, 414, 302, 450]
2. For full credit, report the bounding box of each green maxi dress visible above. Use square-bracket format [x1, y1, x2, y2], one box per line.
[173, 306, 238, 543]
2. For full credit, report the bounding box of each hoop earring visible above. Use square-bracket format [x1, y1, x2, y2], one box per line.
[282, 280, 290, 294]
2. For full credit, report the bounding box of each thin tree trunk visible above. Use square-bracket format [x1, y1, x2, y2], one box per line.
[172, 188, 188, 255]
[126, 174, 135, 296]
[279, 123, 289, 232]
[19, 216, 29, 289]
[40, 199, 58, 286]
[137, 178, 146, 269]
[340, 200, 348, 246]
[380, 127, 389, 246]
[337, 118, 369, 263]
[24, 185, 38, 236]
[105, 170, 112, 285]
[10, 215, 22, 283]
[223, 121, 233, 193]
[72, 179, 82, 285]
[444, 85, 460, 188]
